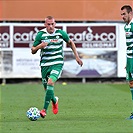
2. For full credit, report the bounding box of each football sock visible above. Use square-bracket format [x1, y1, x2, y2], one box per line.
[44, 85, 55, 111]
[130, 88, 133, 112]
[51, 94, 56, 104]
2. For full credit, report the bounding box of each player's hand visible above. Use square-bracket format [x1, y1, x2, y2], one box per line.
[31, 42, 48, 54]
[76, 57, 83, 67]
[38, 42, 48, 49]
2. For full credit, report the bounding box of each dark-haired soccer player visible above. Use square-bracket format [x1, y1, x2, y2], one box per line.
[31, 16, 83, 118]
[121, 5, 133, 119]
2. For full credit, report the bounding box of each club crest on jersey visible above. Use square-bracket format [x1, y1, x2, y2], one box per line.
[50, 36, 60, 42]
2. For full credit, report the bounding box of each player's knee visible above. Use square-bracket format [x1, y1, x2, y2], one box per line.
[47, 78, 54, 86]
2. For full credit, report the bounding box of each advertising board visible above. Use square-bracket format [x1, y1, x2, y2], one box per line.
[0, 23, 125, 78]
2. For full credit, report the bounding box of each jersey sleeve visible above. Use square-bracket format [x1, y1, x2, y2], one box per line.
[33, 31, 43, 47]
[60, 30, 70, 42]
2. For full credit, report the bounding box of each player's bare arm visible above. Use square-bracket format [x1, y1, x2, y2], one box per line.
[31, 42, 48, 54]
[67, 40, 83, 66]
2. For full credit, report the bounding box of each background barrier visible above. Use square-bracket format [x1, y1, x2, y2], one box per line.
[0, 22, 126, 80]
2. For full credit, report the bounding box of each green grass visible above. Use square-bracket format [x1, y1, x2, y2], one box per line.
[0, 83, 133, 133]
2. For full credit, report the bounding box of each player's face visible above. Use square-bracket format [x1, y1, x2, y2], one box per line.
[121, 9, 131, 24]
[45, 18, 56, 34]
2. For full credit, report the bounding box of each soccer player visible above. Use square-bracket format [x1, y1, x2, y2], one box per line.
[31, 16, 83, 118]
[121, 5, 133, 119]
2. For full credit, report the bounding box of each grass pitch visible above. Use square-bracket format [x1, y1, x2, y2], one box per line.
[0, 82, 133, 133]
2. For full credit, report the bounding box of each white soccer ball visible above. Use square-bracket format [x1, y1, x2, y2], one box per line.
[26, 107, 40, 121]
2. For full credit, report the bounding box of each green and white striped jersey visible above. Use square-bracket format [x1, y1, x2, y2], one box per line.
[33, 28, 70, 66]
[124, 18, 133, 58]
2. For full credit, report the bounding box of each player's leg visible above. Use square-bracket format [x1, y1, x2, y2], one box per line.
[40, 66, 50, 118]
[129, 81, 133, 102]
[49, 64, 63, 114]
[42, 77, 55, 114]
[126, 58, 133, 119]
[128, 80, 133, 119]
[47, 76, 59, 114]
[40, 64, 63, 117]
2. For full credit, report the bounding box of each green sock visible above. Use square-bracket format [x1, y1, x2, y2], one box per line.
[130, 88, 133, 112]
[43, 85, 56, 111]
[51, 94, 56, 104]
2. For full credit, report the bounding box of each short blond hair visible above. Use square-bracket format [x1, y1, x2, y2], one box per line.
[45, 16, 54, 22]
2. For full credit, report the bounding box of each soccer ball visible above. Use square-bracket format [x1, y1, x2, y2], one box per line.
[26, 107, 40, 121]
